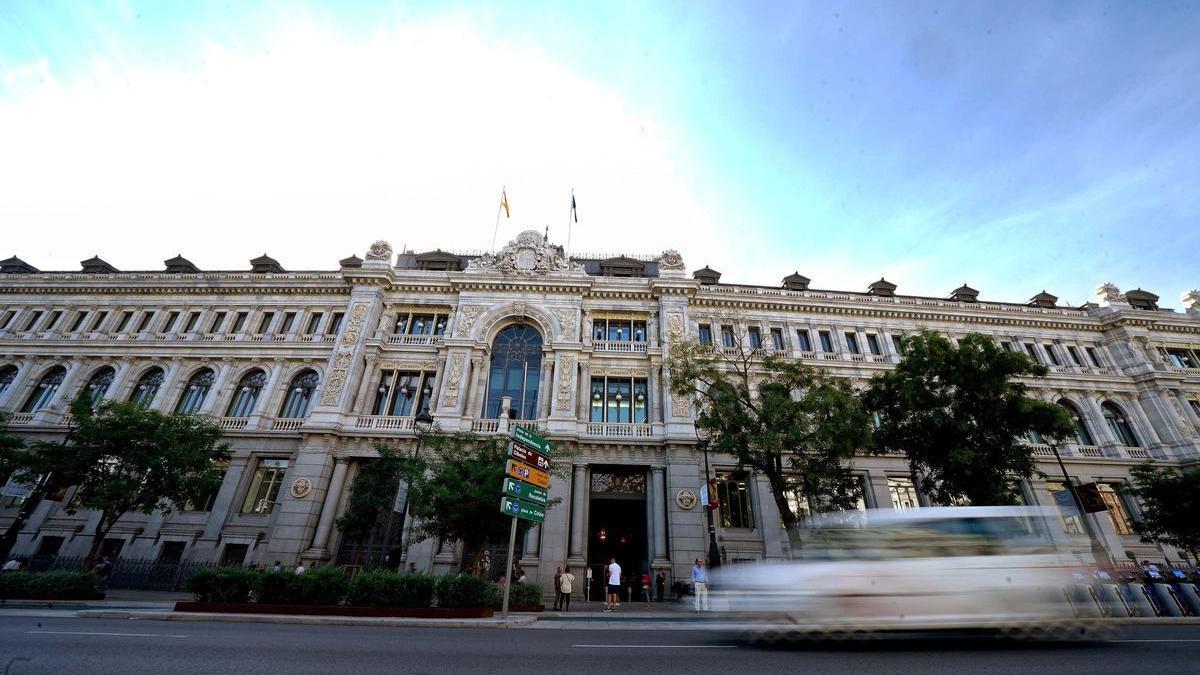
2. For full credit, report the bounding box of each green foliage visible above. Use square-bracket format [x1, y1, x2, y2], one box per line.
[335, 442, 416, 542]
[1127, 463, 1200, 557]
[0, 571, 104, 600]
[257, 570, 304, 604]
[504, 582, 544, 607]
[296, 565, 350, 606]
[862, 331, 1075, 506]
[183, 567, 258, 603]
[668, 336, 872, 549]
[347, 570, 436, 607]
[434, 573, 500, 608]
[0, 411, 28, 480]
[38, 395, 230, 567]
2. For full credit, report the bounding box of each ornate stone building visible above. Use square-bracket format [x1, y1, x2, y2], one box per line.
[2, 232, 1199, 592]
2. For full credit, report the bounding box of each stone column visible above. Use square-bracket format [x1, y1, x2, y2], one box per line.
[307, 457, 350, 559]
[247, 359, 285, 429]
[351, 354, 380, 415]
[1127, 394, 1165, 447]
[1081, 395, 1119, 446]
[648, 363, 662, 424]
[568, 464, 587, 562]
[651, 466, 669, 563]
[198, 361, 235, 415]
[1174, 390, 1200, 437]
[523, 524, 541, 557]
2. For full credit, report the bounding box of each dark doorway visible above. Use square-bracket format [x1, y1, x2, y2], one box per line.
[587, 467, 648, 601]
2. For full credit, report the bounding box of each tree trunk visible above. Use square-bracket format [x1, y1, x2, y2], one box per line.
[764, 470, 804, 554]
[83, 514, 116, 570]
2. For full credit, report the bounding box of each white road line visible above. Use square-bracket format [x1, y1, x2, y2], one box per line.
[26, 630, 188, 638]
[573, 644, 736, 649]
[1111, 639, 1200, 643]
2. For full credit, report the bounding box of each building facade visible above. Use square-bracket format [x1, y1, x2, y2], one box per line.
[2, 231, 1200, 593]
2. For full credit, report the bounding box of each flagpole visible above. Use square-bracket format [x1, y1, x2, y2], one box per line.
[491, 186, 505, 252]
[566, 189, 574, 256]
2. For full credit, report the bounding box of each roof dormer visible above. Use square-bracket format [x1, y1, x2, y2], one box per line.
[250, 254, 285, 273]
[0, 256, 37, 274]
[949, 283, 979, 303]
[80, 256, 119, 274]
[1124, 288, 1159, 310]
[164, 254, 199, 274]
[1027, 290, 1058, 308]
[867, 277, 897, 297]
[782, 271, 810, 291]
[599, 256, 646, 277]
[692, 265, 721, 285]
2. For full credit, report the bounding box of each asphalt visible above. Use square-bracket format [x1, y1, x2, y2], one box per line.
[2, 614, 1200, 675]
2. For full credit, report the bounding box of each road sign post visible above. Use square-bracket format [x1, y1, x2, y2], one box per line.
[501, 514, 518, 617]
[499, 427, 554, 617]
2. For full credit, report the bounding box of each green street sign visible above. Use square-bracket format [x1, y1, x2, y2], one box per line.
[511, 426, 552, 456]
[503, 477, 548, 506]
[500, 496, 546, 523]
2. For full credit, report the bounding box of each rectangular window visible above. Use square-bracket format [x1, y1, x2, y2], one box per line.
[68, 311, 88, 332]
[866, 334, 882, 356]
[116, 311, 133, 332]
[35, 536, 65, 557]
[819, 330, 834, 353]
[220, 543, 249, 567]
[1098, 483, 1134, 535]
[409, 313, 435, 335]
[89, 311, 108, 331]
[796, 329, 812, 352]
[257, 312, 275, 334]
[0, 310, 14, 330]
[305, 313, 322, 335]
[136, 311, 155, 333]
[770, 327, 785, 351]
[1085, 347, 1101, 367]
[721, 325, 735, 348]
[1044, 344, 1061, 366]
[327, 312, 344, 334]
[1066, 345, 1082, 366]
[372, 371, 436, 417]
[888, 476, 920, 510]
[891, 334, 904, 354]
[209, 311, 227, 333]
[748, 327, 762, 348]
[280, 312, 297, 334]
[845, 332, 860, 354]
[698, 324, 712, 346]
[184, 311, 200, 333]
[1000, 341, 1012, 352]
[163, 311, 180, 333]
[23, 311, 43, 331]
[1023, 343, 1039, 362]
[1045, 481, 1084, 534]
[589, 376, 649, 423]
[241, 458, 289, 514]
[715, 471, 754, 528]
[45, 310, 63, 330]
[158, 541, 187, 563]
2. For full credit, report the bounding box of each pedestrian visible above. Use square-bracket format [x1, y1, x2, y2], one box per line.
[294, 562, 307, 575]
[559, 566, 575, 612]
[407, 562, 418, 574]
[585, 566, 593, 602]
[2, 558, 21, 574]
[604, 557, 622, 612]
[553, 566, 563, 611]
[692, 558, 709, 612]
[655, 570, 666, 602]
[92, 555, 113, 590]
[641, 570, 652, 605]
[271, 560, 282, 573]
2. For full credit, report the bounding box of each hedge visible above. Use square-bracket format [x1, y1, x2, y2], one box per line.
[434, 573, 500, 609]
[0, 571, 105, 600]
[182, 567, 259, 603]
[504, 582, 544, 608]
[347, 570, 435, 608]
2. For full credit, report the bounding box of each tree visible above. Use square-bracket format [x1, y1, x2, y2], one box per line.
[862, 330, 1074, 506]
[667, 327, 872, 552]
[1127, 463, 1200, 560]
[39, 395, 229, 567]
[335, 442, 416, 544]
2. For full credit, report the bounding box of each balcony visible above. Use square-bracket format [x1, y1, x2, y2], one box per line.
[272, 418, 304, 431]
[385, 334, 443, 347]
[354, 415, 417, 431]
[584, 422, 654, 438]
[4, 412, 33, 425]
[214, 417, 248, 430]
[592, 340, 648, 353]
[469, 419, 543, 435]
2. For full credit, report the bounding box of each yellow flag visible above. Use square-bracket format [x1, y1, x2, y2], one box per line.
[501, 188, 510, 218]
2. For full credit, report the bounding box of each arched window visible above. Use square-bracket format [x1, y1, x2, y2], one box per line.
[278, 370, 319, 419]
[1102, 401, 1140, 447]
[1057, 400, 1095, 446]
[129, 368, 164, 408]
[484, 324, 543, 420]
[21, 366, 66, 413]
[82, 366, 116, 405]
[0, 365, 17, 403]
[225, 369, 267, 418]
[175, 368, 215, 414]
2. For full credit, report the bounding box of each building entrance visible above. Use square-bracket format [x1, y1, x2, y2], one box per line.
[587, 466, 648, 602]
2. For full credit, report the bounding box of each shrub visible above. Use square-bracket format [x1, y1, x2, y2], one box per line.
[434, 573, 499, 609]
[0, 571, 104, 600]
[505, 582, 544, 608]
[258, 570, 304, 604]
[347, 570, 435, 608]
[183, 567, 258, 603]
[297, 565, 349, 606]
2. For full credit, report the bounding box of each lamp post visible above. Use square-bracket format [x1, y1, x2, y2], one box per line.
[697, 431, 721, 570]
[397, 409, 435, 565]
[1048, 439, 1112, 568]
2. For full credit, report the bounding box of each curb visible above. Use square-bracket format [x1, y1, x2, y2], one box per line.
[77, 610, 538, 629]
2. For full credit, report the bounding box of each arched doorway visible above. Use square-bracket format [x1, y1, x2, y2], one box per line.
[484, 324, 543, 420]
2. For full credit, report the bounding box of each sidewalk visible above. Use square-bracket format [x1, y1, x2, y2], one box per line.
[0, 588, 187, 612]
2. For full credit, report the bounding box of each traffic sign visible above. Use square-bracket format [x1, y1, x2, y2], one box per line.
[503, 477, 548, 505]
[511, 426, 552, 456]
[508, 443, 550, 472]
[505, 458, 550, 489]
[500, 496, 546, 523]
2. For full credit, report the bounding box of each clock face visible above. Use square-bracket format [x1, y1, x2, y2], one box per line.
[515, 247, 537, 271]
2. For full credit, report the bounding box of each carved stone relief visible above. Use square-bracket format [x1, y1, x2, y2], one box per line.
[365, 240, 394, 261]
[441, 352, 467, 408]
[553, 308, 577, 341]
[658, 249, 685, 271]
[455, 305, 486, 337]
[319, 351, 354, 406]
[556, 355, 576, 412]
[466, 230, 585, 275]
[340, 303, 369, 348]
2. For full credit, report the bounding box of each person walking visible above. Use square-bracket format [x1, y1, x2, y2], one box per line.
[641, 571, 652, 605]
[655, 570, 666, 602]
[553, 566, 564, 611]
[92, 556, 113, 590]
[559, 566, 575, 612]
[604, 557, 622, 612]
[691, 558, 710, 612]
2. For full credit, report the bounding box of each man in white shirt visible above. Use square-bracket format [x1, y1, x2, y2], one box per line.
[604, 558, 622, 612]
[559, 566, 575, 612]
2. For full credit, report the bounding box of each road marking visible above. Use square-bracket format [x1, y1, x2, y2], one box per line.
[26, 630, 188, 639]
[573, 644, 736, 649]
[1111, 639, 1200, 643]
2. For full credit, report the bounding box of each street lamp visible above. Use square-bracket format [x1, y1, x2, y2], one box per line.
[396, 409, 435, 566]
[1048, 439, 1112, 568]
[696, 429, 721, 570]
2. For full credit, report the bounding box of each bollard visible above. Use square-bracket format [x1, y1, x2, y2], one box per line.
[1094, 584, 1132, 617]
[1174, 583, 1200, 617]
[1150, 583, 1184, 617]
[1122, 583, 1158, 617]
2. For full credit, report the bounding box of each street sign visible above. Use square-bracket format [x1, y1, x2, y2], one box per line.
[505, 458, 550, 489]
[508, 443, 550, 472]
[500, 496, 546, 523]
[503, 477, 548, 505]
[511, 426, 552, 456]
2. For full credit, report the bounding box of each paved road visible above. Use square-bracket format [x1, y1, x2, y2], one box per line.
[1, 615, 1199, 674]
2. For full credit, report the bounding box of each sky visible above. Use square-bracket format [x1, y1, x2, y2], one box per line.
[1, 1, 1198, 307]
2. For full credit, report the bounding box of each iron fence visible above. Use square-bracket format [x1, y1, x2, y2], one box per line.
[10, 554, 230, 592]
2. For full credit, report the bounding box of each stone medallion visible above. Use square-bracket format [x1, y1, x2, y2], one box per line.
[290, 477, 313, 499]
[675, 488, 698, 510]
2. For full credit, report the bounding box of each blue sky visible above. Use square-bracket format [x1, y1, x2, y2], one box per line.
[2, 1, 1197, 306]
